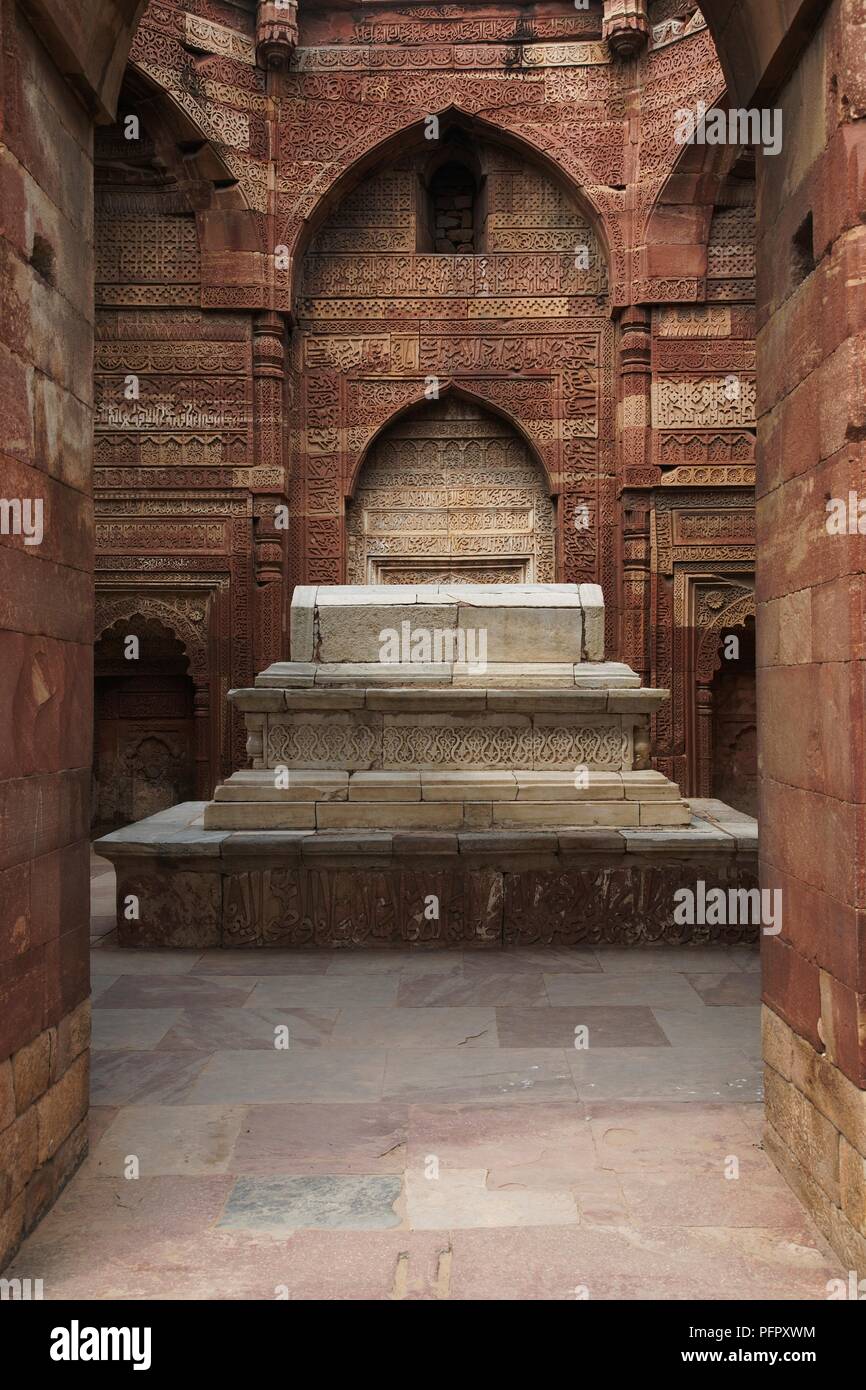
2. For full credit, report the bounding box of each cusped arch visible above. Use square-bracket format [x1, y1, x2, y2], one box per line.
[695, 591, 756, 685]
[94, 597, 209, 683]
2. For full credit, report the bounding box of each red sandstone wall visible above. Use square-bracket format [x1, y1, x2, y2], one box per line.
[756, 0, 866, 1089]
[754, 0, 866, 1272]
[0, 0, 95, 1270]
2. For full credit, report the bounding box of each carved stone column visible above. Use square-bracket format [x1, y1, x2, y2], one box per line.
[252, 312, 288, 670]
[603, 0, 650, 57]
[256, 0, 299, 69]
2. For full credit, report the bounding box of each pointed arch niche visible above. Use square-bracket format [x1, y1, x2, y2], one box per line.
[346, 395, 555, 585]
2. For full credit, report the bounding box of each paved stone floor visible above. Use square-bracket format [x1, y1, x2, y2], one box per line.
[6, 853, 843, 1300]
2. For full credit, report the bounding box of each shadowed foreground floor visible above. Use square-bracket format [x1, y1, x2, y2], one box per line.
[6, 854, 842, 1300]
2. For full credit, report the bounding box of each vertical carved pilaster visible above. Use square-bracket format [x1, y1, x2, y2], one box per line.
[252, 312, 288, 669]
[603, 0, 650, 57]
[256, 0, 299, 70]
[696, 684, 714, 797]
[618, 305, 653, 684]
[619, 305, 652, 477]
[193, 684, 211, 798]
[622, 503, 651, 686]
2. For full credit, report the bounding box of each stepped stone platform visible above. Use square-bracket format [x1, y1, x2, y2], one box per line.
[95, 585, 758, 948]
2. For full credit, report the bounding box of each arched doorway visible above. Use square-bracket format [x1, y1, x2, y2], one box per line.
[346, 396, 556, 586]
[92, 616, 195, 834]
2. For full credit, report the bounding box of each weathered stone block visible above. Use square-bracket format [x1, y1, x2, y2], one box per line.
[11, 1030, 51, 1115]
[35, 1052, 88, 1165]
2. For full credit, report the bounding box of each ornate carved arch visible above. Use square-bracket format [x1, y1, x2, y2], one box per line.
[94, 596, 210, 683]
[695, 587, 756, 684]
[281, 105, 614, 307]
[98, 65, 267, 307]
[346, 379, 557, 502]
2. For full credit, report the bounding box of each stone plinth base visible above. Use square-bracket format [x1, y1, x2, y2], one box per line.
[95, 799, 758, 950]
[763, 1007, 866, 1280]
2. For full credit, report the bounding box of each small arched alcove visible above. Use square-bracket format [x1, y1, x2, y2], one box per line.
[423, 159, 482, 254]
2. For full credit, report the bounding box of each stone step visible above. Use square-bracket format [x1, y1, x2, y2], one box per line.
[251, 662, 644, 691]
[203, 797, 691, 832]
[213, 768, 683, 805]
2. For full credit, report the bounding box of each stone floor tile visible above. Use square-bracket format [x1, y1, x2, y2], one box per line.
[384, 1048, 577, 1104]
[462, 950, 600, 977]
[218, 1175, 402, 1231]
[95, 974, 256, 1009]
[89, 1105, 247, 1177]
[156, 1006, 338, 1051]
[88, 1106, 119, 1148]
[89, 947, 204, 975]
[246, 974, 400, 1009]
[727, 946, 762, 972]
[496, 948, 603, 974]
[405, 1167, 577, 1229]
[90, 1051, 213, 1106]
[327, 950, 442, 974]
[328, 1005, 497, 1048]
[594, 947, 749, 975]
[398, 954, 473, 980]
[445, 1223, 841, 1300]
[568, 1048, 762, 1104]
[91, 1008, 182, 1051]
[544, 973, 706, 1009]
[652, 1005, 761, 1049]
[9, 1229, 450, 1301]
[191, 951, 332, 976]
[496, 1005, 669, 1049]
[407, 1101, 593, 1173]
[397, 966, 547, 1007]
[685, 972, 763, 1006]
[587, 1101, 761, 1175]
[231, 1102, 409, 1175]
[617, 1168, 815, 1230]
[182, 1049, 388, 1105]
[28, 1174, 234, 1237]
[90, 974, 120, 1003]
[90, 914, 116, 941]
